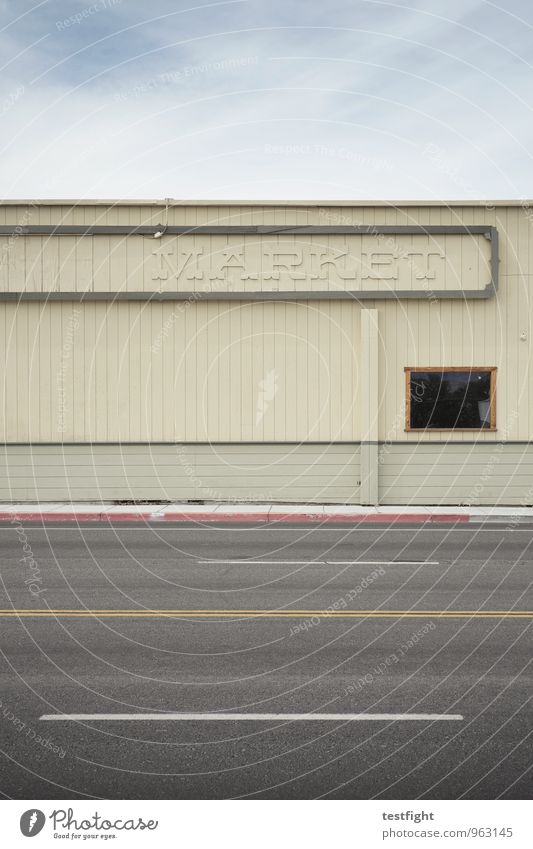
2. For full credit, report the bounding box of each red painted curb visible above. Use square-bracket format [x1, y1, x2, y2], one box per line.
[100, 513, 155, 522]
[161, 513, 269, 522]
[4, 512, 106, 522]
[1, 512, 155, 522]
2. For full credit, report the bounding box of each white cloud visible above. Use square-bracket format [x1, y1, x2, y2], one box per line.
[0, 0, 532, 198]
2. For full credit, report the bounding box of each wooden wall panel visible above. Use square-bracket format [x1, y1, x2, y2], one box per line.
[0, 202, 530, 446]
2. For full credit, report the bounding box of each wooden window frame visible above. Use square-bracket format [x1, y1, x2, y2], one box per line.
[404, 366, 497, 432]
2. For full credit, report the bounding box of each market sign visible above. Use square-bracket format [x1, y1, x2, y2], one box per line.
[0, 224, 498, 300]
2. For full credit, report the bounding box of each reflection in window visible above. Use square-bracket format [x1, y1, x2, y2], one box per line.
[406, 368, 496, 430]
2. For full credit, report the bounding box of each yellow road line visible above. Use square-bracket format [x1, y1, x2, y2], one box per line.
[0, 610, 531, 618]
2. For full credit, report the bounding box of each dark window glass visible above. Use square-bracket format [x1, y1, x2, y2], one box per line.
[408, 370, 494, 430]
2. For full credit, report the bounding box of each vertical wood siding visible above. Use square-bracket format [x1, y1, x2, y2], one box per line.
[0, 202, 531, 446]
[0, 300, 359, 443]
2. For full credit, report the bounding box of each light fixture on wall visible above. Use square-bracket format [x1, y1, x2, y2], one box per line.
[153, 197, 172, 239]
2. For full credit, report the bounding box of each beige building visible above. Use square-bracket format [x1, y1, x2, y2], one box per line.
[0, 199, 531, 505]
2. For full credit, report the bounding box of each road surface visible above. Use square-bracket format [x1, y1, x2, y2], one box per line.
[0, 521, 531, 799]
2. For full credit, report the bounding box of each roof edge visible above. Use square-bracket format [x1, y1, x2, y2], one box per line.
[0, 198, 530, 207]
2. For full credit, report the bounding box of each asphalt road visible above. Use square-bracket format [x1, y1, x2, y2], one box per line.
[0, 522, 531, 800]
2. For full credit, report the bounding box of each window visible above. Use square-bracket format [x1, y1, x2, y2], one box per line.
[405, 367, 496, 431]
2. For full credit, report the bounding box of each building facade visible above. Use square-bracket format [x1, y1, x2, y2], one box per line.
[0, 199, 531, 505]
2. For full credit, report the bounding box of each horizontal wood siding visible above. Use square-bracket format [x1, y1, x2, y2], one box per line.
[1, 202, 531, 445]
[0, 300, 359, 443]
[379, 444, 533, 505]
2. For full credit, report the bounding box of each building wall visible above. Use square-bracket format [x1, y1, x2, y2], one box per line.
[0, 200, 531, 503]
[1, 293, 529, 445]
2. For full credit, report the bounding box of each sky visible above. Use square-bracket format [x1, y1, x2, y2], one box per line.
[0, 0, 532, 199]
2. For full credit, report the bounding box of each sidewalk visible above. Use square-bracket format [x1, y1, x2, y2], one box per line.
[1, 503, 532, 523]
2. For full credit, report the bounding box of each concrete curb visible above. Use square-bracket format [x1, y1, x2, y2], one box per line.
[1, 509, 472, 523]
[4, 511, 154, 522]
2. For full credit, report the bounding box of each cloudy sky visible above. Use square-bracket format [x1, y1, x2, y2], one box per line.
[1, 0, 532, 199]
